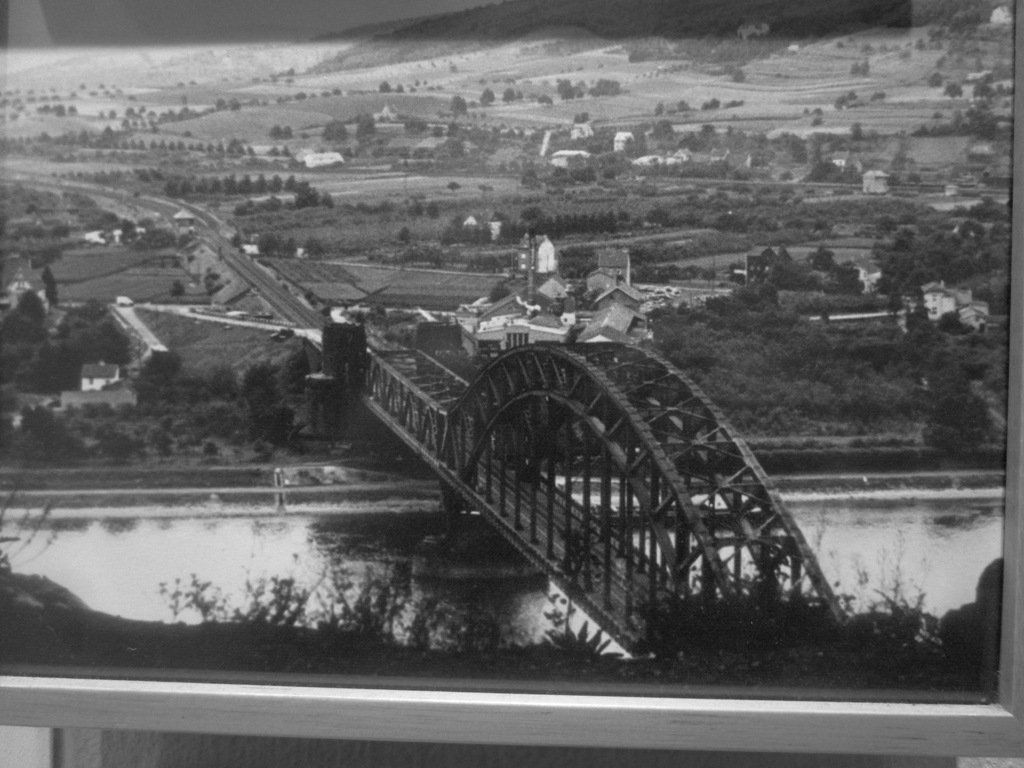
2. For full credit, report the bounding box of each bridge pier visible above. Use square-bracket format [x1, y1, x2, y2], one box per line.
[305, 322, 369, 440]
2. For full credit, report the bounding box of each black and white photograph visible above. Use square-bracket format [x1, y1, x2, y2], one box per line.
[0, 0, 1019, 723]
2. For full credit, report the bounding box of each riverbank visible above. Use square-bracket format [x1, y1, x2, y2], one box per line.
[1, 466, 1005, 514]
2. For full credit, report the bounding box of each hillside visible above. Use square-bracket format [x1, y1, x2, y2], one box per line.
[379, 0, 913, 42]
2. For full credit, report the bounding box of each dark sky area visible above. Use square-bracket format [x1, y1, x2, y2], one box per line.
[11, 0, 495, 46]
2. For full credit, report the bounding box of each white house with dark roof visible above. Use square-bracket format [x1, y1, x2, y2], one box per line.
[81, 362, 121, 392]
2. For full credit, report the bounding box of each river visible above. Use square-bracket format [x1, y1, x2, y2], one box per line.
[1, 491, 1005, 650]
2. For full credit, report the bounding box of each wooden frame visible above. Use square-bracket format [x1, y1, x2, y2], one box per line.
[1, 2, 1023, 756]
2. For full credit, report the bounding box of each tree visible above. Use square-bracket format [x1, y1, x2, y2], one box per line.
[928, 72, 944, 88]
[379, 81, 392, 93]
[923, 369, 990, 454]
[450, 95, 468, 116]
[809, 247, 836, 272]
[447, 181, 461, 195]
[170, 279, 185, 297]
[241, 363, 293, 445]
[16, 290, 46, 325]
[502, 88, 517, 103]
[322, 120, 348, 142]
[40, 266, 58, 306]
[944, 82, 963, 98]
[479, 88, 495, 107]
[355, 113, 376, 139]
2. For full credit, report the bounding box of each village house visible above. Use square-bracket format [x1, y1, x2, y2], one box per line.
[577, 303, 648, 345]
[60, 361, 136, 408]
[537, 275, 569, 302]
[2, 257, 49, 313]
[830, 152, 863, 173]
[172, 209, 197, 231]
[594, 283, 644, 313]
[597, 248, 631, 284]
[80, 362, 121, 392]
[862, 170, 890, 195]
[375, 104, 400, 123]
[570, 122, 594, 140]
[921, 281, 989, 330]
[613, 132, 635, 152]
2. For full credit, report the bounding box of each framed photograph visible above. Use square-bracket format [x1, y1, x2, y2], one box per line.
[1, 0, 1022, 755]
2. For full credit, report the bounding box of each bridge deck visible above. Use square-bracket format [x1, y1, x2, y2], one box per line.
[360, 342, 841, 651]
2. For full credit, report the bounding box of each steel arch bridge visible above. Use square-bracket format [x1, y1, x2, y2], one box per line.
[360, 342, 841, 651]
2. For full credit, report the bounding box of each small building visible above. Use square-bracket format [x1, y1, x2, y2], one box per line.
[537, 275, 569, 302]
[299, 151, 344, 169]
[463, 215, 480, 229]
[549, 149, 592, 168]
[488, 217, 503, 242]
[577, 303, 648, 344]
[944, 183, 960, 197]
[958, 301, 990, 332]
[862, 170, 890, 195]
[586, 268, 621, 294]
[82, 230, 107, 245]
[172, 210, 197, 230]
[81, 362, 121, 392]
[613, 132, 635, 152]
[594, 283, 644, 313]
[2, 257, 48, 312]
[830, 152, 862, 173]
[375, 104, 400, 123]
[570, 122, 594, 140]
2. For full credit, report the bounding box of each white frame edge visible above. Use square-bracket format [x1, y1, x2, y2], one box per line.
[1, 0, 1023, 756]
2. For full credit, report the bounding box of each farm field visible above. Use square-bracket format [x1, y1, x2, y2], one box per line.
[134, 308, 305, 374]
[45, 247, 196, 303]
[265, 258, 509, 310]
[57, 267, 192, 303]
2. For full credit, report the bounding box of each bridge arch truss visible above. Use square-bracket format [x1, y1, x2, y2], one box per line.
[363, 343, 840, 650]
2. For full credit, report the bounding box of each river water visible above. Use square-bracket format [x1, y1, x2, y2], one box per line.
[1, 491, 1005, 650]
